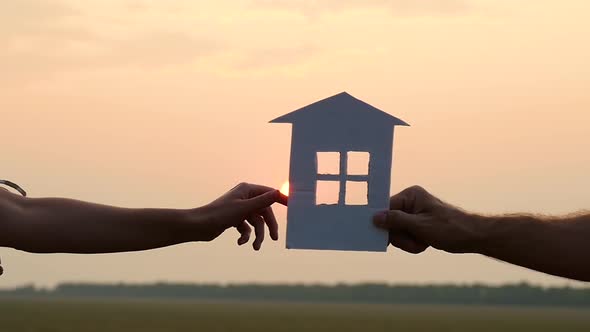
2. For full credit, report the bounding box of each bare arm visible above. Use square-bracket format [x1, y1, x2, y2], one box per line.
[0, 183, 287, 254]
[473, 212, 590, 281]
[373, 186, 590, 282]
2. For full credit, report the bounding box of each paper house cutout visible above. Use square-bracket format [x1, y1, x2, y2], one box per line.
[271, 92, 408, 251]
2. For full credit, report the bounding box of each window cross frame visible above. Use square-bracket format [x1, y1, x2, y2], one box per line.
[316, 151, 369, 206]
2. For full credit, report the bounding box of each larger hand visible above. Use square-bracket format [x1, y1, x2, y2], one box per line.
[372, 186, 479, 254]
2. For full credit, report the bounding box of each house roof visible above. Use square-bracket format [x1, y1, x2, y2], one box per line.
[269, 92, 409, 126]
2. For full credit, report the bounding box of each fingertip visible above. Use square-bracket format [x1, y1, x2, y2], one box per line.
[252, 238, 261, 250]
[269, 226, 279, 241]
[272, 189, 288, 207]
[277, 190, 288, 206]
[372, 211, 388, 227]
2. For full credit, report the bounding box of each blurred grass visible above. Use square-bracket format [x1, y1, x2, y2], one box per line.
[1, 298, 589, 332]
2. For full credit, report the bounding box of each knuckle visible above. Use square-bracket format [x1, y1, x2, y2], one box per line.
[409, 246, 427, 254]
[408, 185, 426, 194]
[386, 210, 401, 221]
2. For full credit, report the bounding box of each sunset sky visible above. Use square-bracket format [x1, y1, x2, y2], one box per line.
[2, 0, 590, 288]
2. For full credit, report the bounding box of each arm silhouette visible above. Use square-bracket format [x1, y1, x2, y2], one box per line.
[0, 183, 286, 253]
[374, 186, 590, 282]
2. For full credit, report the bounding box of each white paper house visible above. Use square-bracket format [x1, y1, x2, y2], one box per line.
[271, 92, 408, 251]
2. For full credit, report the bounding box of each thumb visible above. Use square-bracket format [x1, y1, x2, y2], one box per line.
[373, 210, 422, 233]
[239, 190, 280, 214]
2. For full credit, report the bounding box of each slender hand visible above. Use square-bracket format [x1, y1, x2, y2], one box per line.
[373, 186, 590, 282]
[0, 183, 287, 254]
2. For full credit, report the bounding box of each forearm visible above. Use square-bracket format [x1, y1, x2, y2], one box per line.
[469, 212, 590, 281]
[379, 187, 590, 282]
[1, 195, 194, 254]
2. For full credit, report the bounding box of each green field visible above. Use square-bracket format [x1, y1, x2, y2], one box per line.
[1, 298, 589, 332]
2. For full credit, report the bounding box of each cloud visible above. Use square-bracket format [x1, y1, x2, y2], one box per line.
[252, 0, 471, 17]
[0, 0, 84, 43]
[83, 31, 222, 68]
[0, 0, 224, 83]
[0, 0, 76, 24]
[236, 44, 319, 69]
[2, 0, 474, 84]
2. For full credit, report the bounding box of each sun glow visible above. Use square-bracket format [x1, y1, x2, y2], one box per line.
[280, 181, 289, 196]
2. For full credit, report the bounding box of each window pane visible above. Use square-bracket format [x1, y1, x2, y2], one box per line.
[317, 152, 340, 175]
[345, 181, 368, 205]
[316, 180, 340, 205]
[347, 152, 369, 175]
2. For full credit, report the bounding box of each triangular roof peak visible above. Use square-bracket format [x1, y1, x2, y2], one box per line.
[270, 92, 409, 126]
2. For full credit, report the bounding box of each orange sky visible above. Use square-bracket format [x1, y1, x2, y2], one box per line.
[1, 0, 590, 288]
